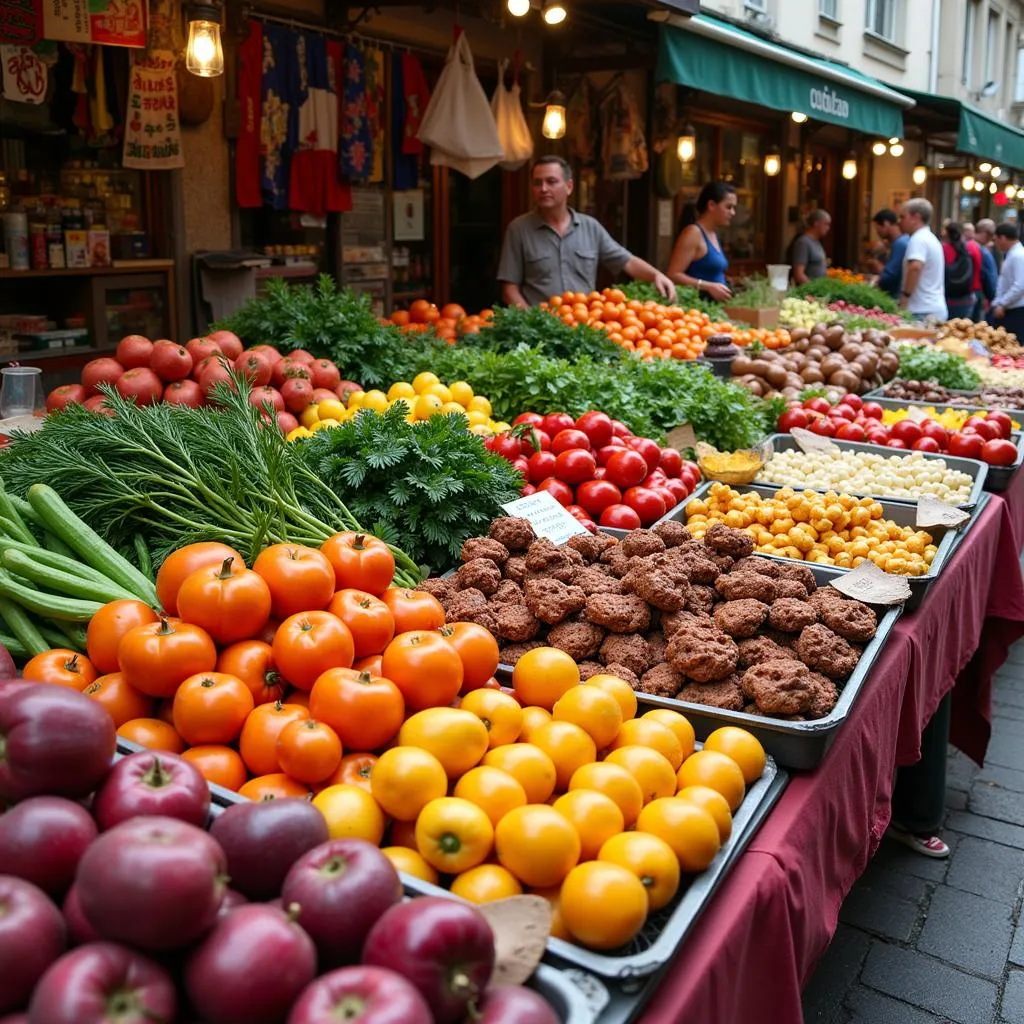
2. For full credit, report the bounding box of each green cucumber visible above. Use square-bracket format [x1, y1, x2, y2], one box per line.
[0, 568, 102, 622]
[0, 478, 36, 545]
[1, 549, 139, 604]
[0, 630, 30, 661]
[42, 531, 76, 558]
[0, 538, 116, 585]
[133, 534, 154, 581]
[0, 597, 48, 656]
[9, 495, 43, 528]
[27, 485, 159, 605]
[44, 620, 87, 652]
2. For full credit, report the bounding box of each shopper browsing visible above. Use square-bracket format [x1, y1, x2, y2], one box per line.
[870, 208, 909, 300]
[666, 181, 737, 302]
[790, 210, 832, 285]
[941, 222, 983, 321]
[991, 223, 1024, 338]
[497, 156, 674, 309]
[897, 199, 948, 322]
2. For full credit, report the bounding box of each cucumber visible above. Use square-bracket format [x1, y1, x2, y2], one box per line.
[0, 630, 29, 661]
[0, 478, 36, 545]
[0, 538, 116, 585]
[45, 619, 87, 652]
[42, 531, 76, 558]
[0, 568, 102, 622]
[27, 485, 159, 605]
[9, 495, 44, 528]
[133, 534, 154, 581]
[1, 549, 139, 604]
[0, 597, 48, 656]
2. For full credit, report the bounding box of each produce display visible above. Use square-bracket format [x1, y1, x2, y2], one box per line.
[758, 449, 975, 504]
[988, 357, 1024, 374]
[686, 484, 936, 575]
[778, 297, 904, 332]
[386, 299, 493, 343]
[936, 318, 1020, 355]
[422, 516, 878, 721]
[892, 344, 982, 390]
[881, 379, 1024, 410]
[775, 395, 1018, 465]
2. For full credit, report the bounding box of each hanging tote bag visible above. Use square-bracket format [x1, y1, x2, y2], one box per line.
[491, 60, 533, 171]
[417, 32, 504, 179]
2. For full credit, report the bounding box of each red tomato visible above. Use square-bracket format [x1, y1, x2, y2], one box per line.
[653, 487, 678, 511]
[116, 335, 154, 369]
[550, 429, 592, 454]
[536, 478, 575, 506]
[604, 449, 648, 489]
[834, 422, 866, 442]
[527, 450, 557, 484]
[554, 448, 597, 485]
[663, 478, 691, 502]
[948, 431, 984, 458]
[623, 486, 667, 526]
[150, 341, 193, 383]
[234, 351, 273, 387]
[309, 360, 341, 390]
[920, 422, 949, 447]
[249, 385, 285, 412]
[513, 412, 545, 429]
[248, 344, 282, 365]
[831, 404, 856, 422]
[599, 504, 641, 529]
[610, 419, 632, 438]
[591, 467, 606, 480]
[626, 436, 661, 472]
[680, 462, 701, 488]
[518, 429, 550, 456]
[890, 420, 923, 445]
[489, 433, 522, 461]
[511, 456, 529, 477]
[808, 418, 837, 437]
[843, 394, 863, 411]
[912, 436, 942, 452]
[115, 368, 163, 406]
[981, 438, 1018, 465]
[966, 418, 1000, 441]
[81, 357, 125, 396]
[281, 378, 314, 414]
[160, 379, 200, 408]
[46, 384, 86, 413]
[596, 445, 624, 466]
[657, 447, 683, 478]
[186, 336, 222, 366]
[574, 411, 614, 450]
[803, 397, 832, 415]
[542, 412, 575, 437]
[986, 412, 1013, 439]
[565, 504, 590, 521]
[865, 429, 891, 446]
[861, 402, 884, 420]
[575, 479, 622, 517]
[520, 484, 536, 496]
[886, 438, 909, 449]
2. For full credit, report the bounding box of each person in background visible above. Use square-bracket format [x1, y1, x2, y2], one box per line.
[497, 155, 675, 309]
[992, 223, 1024, 338]
[870, 208, 909, 300]
[790, 209, 832, 285]
[962, 222, 975, 240]
[898, 198, 948, 322]
[975, 236, 999, 321]
[976, 218, 1003, 272]
[941, 222, 983, 320]
[666, 181, 737, 303]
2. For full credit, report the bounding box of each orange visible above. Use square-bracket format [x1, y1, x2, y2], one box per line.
[609, 719, 683, 770]
[453, 765, 527, 826]
[530, 886, 571, 941]
[584, 674, 637, 721]
[703, 727, 766, 785]
[494, 804, 581, 888]
[312, 783, 386, 843]
[415, 797, 494, 874]
[604, 745, 677, 805]
[676, 750, 747, 812]
[482, 743, 557, 804]
[381, 846, 439, 885]
[559, 862, 649, 951]
[512, 647, 579, 709]
[238, 773, 309, 802]
[675, 785, 733, 843]
[636, 798, 721, 872]
[552, 685, 623, 749]
[456, 689, 523, 749]
[529, 721, 597, 792]
[370, 746, 448, 821]
[642, 709, 696, 762]
[568, 762, 644, 827]
[117, 718, 184, 754]
[181, 745, 247, 791]
[450, 863, 523, 904]
[519, 705, 552, 741]
[598, 831, 680, 911]
[397, 708, 489, 779]
[552, 790, 624, 861]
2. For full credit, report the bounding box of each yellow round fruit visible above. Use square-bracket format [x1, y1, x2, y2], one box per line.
[413, 372, 440, 393]
[387, 381, 416, 401]
[299, 405, 320, 428]
[440, 402, 467, 416]
[492, 421, 511, 434]
[453, 765, 527, 826]
[529, 720, 597, 792]
[397, 708, 489, 779]
[675, 785, 733, 843]
[482, 743, 557, 804]
[312, 784, 385, 844]
[552, 685, 623, 749]
[311, 419, 339, 432]
[584, 674, 638, 721]
[466, 410, 490, 428]
[642, 709, 696, 761]
[676, 750, 746, 812]
[380, 846, 439, 885]
[370, 746, 447, 821]
[458, 688, 523, 748]
[568, 762, 644, 827]
[450, 863, 522, 904]
[519, 706, 552, 742]
[449, 381, 474, 406]
[703, 727, 766, 785]
[609, 719, 684, 770]
[597, 831, 680, 911]
[494, 804, 580, 888]
[469, 423, 493, 437]
[424, 383, 453, 404]
[467, 396, 492, 417]
[513, 648, 580, 710]
[361, 389, 389, 412]
[415, 797, 494, 874]
[604, 745, 677, 805]
[414, 394, 444, 420]
[553, 789, 624, 861]
[317, 398, 346, 422]
[559, 862, 648, 950]
[346, 390, 366, 409]
[636, 798, 721, 872]
[286, 427, 310, 442]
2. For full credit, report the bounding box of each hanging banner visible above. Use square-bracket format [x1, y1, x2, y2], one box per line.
[1, 45, 47, 102]
[0, 0, 38, 46]
[122, 49, 184, 169]
[37, 0, 147, 48]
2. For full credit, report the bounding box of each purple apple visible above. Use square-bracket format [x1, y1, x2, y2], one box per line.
[0, 684, 114, 802]
[28, 941, 176, 1024]
[77, 816, 226, 951]
[217, 888, 249, 919]
[281, 839, 401, 967]
[0, 875, 67, 1013]
[286, 965, 433, 1024]
[0, 1015, 28, 1024]
[0, 646, 15, 680]
[91, 752, 210, 830]
[184, 903, 316, 1024]
[362, 897, 495, 1024]
[474, 986, 561, 1023]
[0, 796, 97, 897]
[208, 798, 328, 900]
[62, 884, 100, 946]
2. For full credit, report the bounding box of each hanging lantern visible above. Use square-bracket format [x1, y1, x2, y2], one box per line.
[677, 123, 696, 164]
[841, 153, 858, 180]
[185, 2, 224, 78]
[889, 142, 904, 157]
[912, 162, 927, 186]
[542, 3, 567, 24]
[871, 140, 887, 156]
[507, 0, 530, 15]
[1006, 184, 1018, 200]
[542, 91, 567, 139]
[763, 147, 782, 177]
[790, 112, 808, 124]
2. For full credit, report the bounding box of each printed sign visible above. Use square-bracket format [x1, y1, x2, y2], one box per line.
[1, 44, 46, 103]
[916, 494, 970, 529]
[39, 0, 147, 48]
[829, 560, 910, 605]
[122, 50, 184, 169]
[0, 0, 38, 46]
[790, 426, 838, 454]
[501, 490, 588, 546]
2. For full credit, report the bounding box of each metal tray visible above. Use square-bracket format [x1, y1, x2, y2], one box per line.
[861, 384, 1024, 420]
[755, 433, 988, 509]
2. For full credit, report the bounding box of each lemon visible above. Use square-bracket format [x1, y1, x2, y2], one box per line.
[361, 390, 389, 412]
[469, 423, 494, 437]
[467, 396, 492, 417]
[388, 381, 416, 401]
[317, 398, 346, 422]
[466, 409, 490, 428]
[286, 426, 311, 442]
[347, 390, 366, 410]
[311, 418, 340, 432]
[414, 394, 444, 420]
[440, 401, 467, 416]
[413, 372, 440, 394]
[450, 381, 474, 406]
[299, 405, 320, 428]
[424, 383, 453, 404]
[493, 421, 511, 434]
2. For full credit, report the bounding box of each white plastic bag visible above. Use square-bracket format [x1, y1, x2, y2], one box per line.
[491, 60, 533, 171]
[417, 33, 504, 179]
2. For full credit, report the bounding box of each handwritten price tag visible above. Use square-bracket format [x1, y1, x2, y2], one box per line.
[790, 427, 838, 454]
[916, 494, 970, 529]
[667, 422, 697, 451]
[501, 490, 588, 545]
[904, 406, 931, 424]
[829, 560, 911, 605]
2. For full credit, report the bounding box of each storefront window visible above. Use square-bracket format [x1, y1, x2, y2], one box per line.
[679, 123, 715, 191]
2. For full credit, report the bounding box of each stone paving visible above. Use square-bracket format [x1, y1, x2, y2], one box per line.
[802, 637, 1024, 1023]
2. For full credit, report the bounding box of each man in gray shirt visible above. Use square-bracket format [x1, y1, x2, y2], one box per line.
[790, 209, 832, 285]
[498, 155, 675, 308]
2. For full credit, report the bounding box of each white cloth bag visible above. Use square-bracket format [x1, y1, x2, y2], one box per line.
[491, 60, 533, 171]
[417, 33, 504, 179]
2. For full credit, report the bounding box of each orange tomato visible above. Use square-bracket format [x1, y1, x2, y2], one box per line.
[642, 709, 696, 760]
[598, 831, 680, 911]
[272, 611, 354, 692]
[397, 707, 489, 779]
[381, 845, 438, 884]
[380, 588, 445, 633]
[529, 720, 597, 792]
[381, 630, 462, 711]
[370, 746, 447, 820]
[23, 649, 97, 690]
[676, 750, 746, 812]
[216, 640, 287, 705]
[312, 783, 385, 842]
[519, 705, 552, 742]
[181, 745, 248, 791]
[172, 671, 254, 745]
[636, 797, 721, 872]
[87, 599, 159, 674]
[494, 804, 580, 889]
[609, 719, 684, 770]
[440, 303, 466, 321]
[390, 310, 411, 327]
[450, 864, 522, 904]
[284, 688, 310, 708]
[702, 726, 766, 785]
[239, 700, 310, 776]
[408, 299, 435, 323]
[675, 785, 733, 843]
[253, 544, 336, 620]
[81, 672, 153, 727]
[276, 718, 343, 783]
[553, 790, 624, 861]
[156, 542, 244, 616]
[118, 617, 218, 698]
[352, 654, 383, 675]
[175, 556, 272, 645]
[512, 647, 579, 709]
[458, 688, 523, 748]
[238, 773, 310, 802]
[316, 751, 377, 793]
[327, 589, 395, 658]
[604, 745, 677, 805]
[482, 743, 557, 804]
[559, 861, 648, 950]
[552, 685, 623, 749]
[453, 765, 527, 826]
[439, 622, 499, 692]
[309, 667, 404, 750]
[568, 762, 644, 827]
[415, 796, 494, 874]
[117, 717, 184, 754]
[321, 533, 395, 596]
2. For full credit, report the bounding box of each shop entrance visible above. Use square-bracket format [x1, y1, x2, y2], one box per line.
[798, 142, 859, 271]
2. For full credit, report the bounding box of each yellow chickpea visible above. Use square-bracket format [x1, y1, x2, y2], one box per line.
[868, 502, 884, 519]
[782, 546, 804, 559]
[838, 495, 856, 511]
[827, 536, 846, 555]
[850, 540, 870, 558]
[791, 503, 811, 524]
[809, 503, 826, 520]
[885, 557, 909, 575]
[771, 535, 791, 549]
[865, 536, 880, 549]
[835, 552, 854, 568]
[834, 513, 852, 532]
[755, 507, 774, 527]
[825, 503, 845, 522]
[849, 507, 870, 528]
[686, 499, 709, 517]
[776, 487, 796, 501]
[850, 526, 868, 539]
[725, 510, 747, 529]
[770, 518, 795, 536]
[856, 496, 873, 508]
[886, 523, 903, 540]
[792, 532, 816, 554]
[905, 536, 926, 555]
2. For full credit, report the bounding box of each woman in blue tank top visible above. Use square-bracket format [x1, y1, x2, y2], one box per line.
[667, 181, 738, 303]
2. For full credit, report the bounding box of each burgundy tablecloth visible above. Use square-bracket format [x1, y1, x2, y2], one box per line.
[999, 463, 1024, 552]
[640, 493, 1024, 1024]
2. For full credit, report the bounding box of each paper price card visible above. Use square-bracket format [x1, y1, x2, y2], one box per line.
[916, 494, 970, 529]
[829, 560, 911, 605]
[501, 490, 588, 545]
[790, 427, 838, 454]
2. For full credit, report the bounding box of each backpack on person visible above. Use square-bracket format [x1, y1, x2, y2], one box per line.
[945, 242, 974, 299]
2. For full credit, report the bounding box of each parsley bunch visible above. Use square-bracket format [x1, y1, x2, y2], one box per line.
[471, 306, 624, 362]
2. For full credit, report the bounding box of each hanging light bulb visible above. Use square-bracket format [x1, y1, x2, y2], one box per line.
[912, 162, 928, 186]
[991, 166, 1002, 179]
[676, 123, 697, 164]
[889, 142, 904, 157]
[990, 181, 999, 194]
[842, 153, 858, 180]
[791, 112, 808, 124]
[763, 148, 781, 177]
[962, 174, 976, 191]
[872, 140, 888, 156]
[507, 0, 530, 15]
[541, 91, 567, 139]
[1007, 184, 1018, 199]
[975, 180, 985, 191]
[185, 2, 224, 77]
[888, 137, 901, 145]
[979, 161, 992, 173]
[542, 2, 567, 24]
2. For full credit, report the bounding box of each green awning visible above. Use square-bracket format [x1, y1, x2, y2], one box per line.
[656, 16, 912, 139]
[901, 90, 1024, 167]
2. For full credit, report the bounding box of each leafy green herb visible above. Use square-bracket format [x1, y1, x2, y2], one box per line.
[470, 306, 623, 362]
[727, 276, 783, 309]
[793, 278, 901, 314]
[893, 344, 982, 390]
[615, 281, 726, 320]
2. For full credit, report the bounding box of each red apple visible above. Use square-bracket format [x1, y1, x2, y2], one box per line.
[28, 942, 176, 1024]
[234, 351, 273, 388]
[0, 685, 114, 803]
[281, 838, 401, 967]
[209, 798, 329, 901]
[0, 796, 97, 897]
[362, 897, 495, 1023]
[184, 904, 316, 1024]
[62, 884, 100, 946]
[216, 888, 249, 919]
[207, 330, 243, 360]
[276, 411, 299, 434]
[0, 876, 67, 1013]
[91, 752, 210, 831]
[287, 966, 432, 1024]
[474, 986, 561, 1023]
[77, 817, 226, 951]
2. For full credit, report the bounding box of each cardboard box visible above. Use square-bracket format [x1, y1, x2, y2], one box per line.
[88, 228, 111, 267]
[65, 230, 89, 268]
[722, 305, 781, 329]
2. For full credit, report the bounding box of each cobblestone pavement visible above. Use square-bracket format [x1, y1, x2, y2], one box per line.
[802, 636, 1024, 1023]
